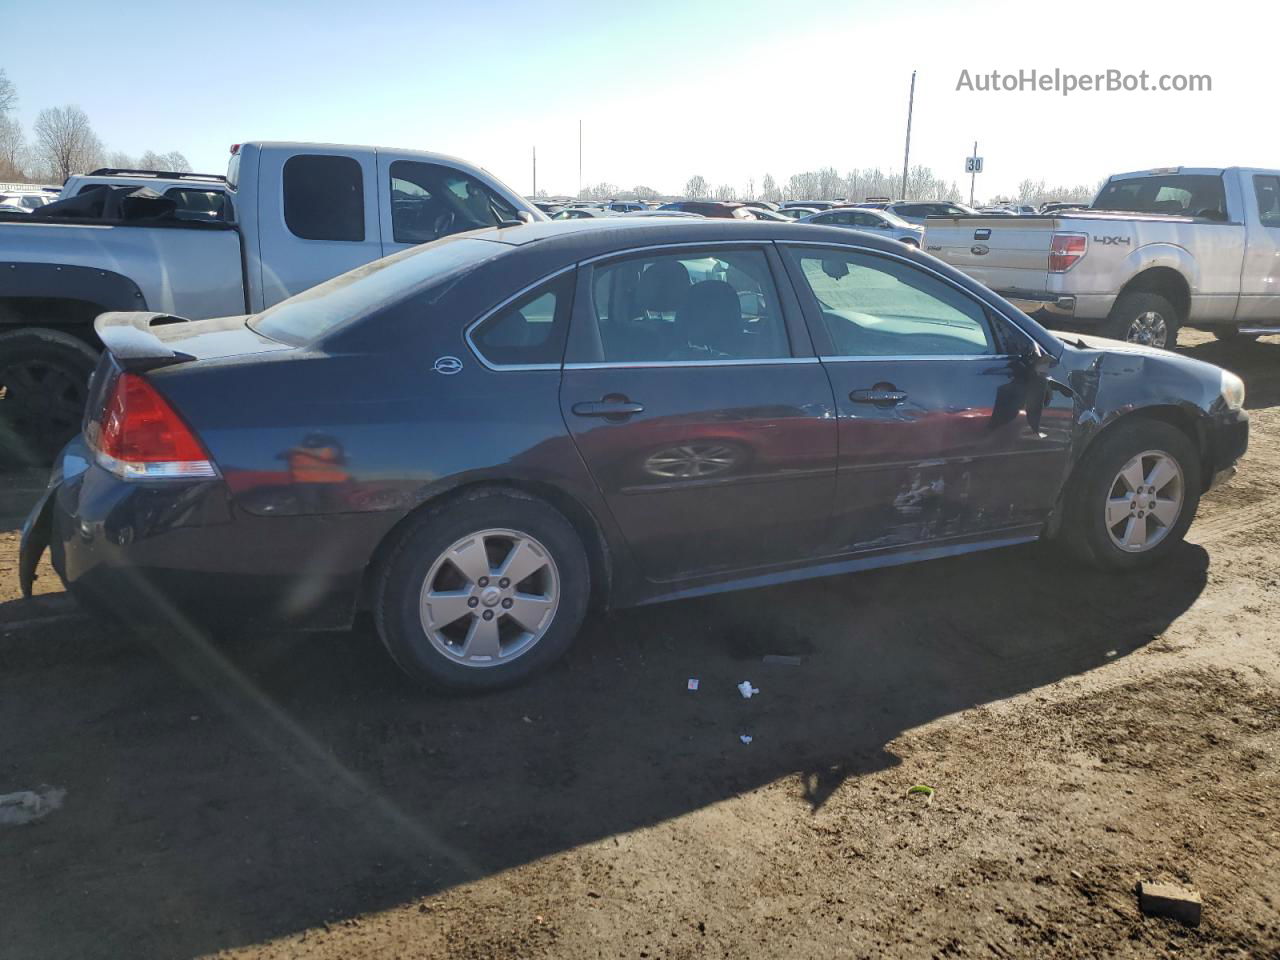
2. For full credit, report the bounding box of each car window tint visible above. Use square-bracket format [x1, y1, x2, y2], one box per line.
[587, 249, 789, 362]
[390, 160, 518, 245]
[165, 188, 229, 221]
[787, 248, 994, 357]
[283, 154, 364, 241]
[1093, 174, 1226, 217]
[470, 273, 572, 366]
[1254, 175, 1280, 228]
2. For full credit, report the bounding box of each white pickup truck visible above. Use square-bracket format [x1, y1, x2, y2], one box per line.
[0, 141, 540, 462]
[922, 167, 1280, 348]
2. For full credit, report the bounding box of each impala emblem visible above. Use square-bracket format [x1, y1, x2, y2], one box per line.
[433, 356, 463, 375]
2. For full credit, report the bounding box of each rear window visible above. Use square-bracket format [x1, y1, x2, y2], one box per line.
[248, 237, 499, 344]
[283, 154, 364, 241]
[1092, 174, 1227, 218]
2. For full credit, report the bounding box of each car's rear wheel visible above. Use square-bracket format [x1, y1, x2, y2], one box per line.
[1100, 291, 1180, 349]
[1062, 419, 1201, 570]
[374, 489, 590, 692]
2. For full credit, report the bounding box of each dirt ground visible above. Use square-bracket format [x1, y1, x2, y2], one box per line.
[1, 329, 1278, 960]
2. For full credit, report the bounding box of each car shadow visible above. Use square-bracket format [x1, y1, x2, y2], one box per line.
[1178, 333, 1280, 410]
[0, 539, 1209, 959]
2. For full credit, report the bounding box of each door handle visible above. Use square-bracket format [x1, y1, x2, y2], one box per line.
[850, 389, 908, 404]
[571, 400, 645, 418]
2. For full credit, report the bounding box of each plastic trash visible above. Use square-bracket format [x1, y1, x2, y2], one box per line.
[737, 681, 759, 699]
[687, 678, 699, 691]
[739, 735, 753, 744]
[0, 786, 65, 826]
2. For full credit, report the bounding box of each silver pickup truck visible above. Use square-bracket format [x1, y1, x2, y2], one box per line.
[0, 141, 539, 462]
[922, 167, 1280, 348]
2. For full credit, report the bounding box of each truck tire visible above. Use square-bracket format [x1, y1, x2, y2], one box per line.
[1100, 292, 1180, 349]
[0, 328, 100, 466]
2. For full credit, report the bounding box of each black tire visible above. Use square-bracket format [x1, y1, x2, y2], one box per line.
[1061, 419, 1201, 570]
[1099, 291, 1180, 349]
[0, 328, 100, 466]
[373, 488, 590, 693]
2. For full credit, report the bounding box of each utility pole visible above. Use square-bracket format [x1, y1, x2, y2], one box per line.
[969, 141, 978, 206]
[578, 119, 582, 199]
[532, 145, 537, 197]
[900, 70, 916, 201]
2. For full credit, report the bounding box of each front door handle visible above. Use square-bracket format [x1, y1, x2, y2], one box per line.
[850, 388, 908, 405]
[571, 400, 645, 418]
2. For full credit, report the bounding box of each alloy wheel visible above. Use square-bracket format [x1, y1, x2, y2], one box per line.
[418, 528, 560, 667]
[1104, 450, 1184, 552]
[1125, 311, 1169, 348]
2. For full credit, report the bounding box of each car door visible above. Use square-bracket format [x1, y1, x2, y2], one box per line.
[560, 243, 838, 582]
[780, 242, 1072, 555]
[1238, 173, 1280, 324]
[254, 148, 383, 308]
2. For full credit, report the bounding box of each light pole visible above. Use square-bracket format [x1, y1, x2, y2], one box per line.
[901, 70, 916, 201]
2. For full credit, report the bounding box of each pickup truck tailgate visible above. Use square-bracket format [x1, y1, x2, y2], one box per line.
[923, 216, 1058, 295]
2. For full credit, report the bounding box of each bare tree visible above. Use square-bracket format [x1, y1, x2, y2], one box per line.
[761, 174, 779, 202]
[0, 69, 16, 118]
[631, 184, 659, 200]
[683, 175, 709, 199]
[33, 106, 103, 181]
[161, 151, 191, 173]
[0, 116, 25, 180]
[713, 183, 736, 201]
[104, 150, 137, 169]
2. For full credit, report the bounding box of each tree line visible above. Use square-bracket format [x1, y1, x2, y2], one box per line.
[0, 69, 192, 184]
[571, 167, 1099, 206]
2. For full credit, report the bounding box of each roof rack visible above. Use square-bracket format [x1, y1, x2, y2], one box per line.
[86, 168, 227, 183]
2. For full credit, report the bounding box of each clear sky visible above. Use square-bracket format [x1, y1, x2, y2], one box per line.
[1, 0, 1271, 200]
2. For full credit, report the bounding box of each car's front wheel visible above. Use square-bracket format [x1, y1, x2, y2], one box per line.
[374, 489, 590, 692]
[1062, 419, 1201, 570]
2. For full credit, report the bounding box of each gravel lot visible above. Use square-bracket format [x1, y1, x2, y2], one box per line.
[1, 330, 1278, 960]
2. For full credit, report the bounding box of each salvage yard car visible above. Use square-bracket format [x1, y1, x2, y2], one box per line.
[0, 141, 540, 463]
[20, 218, 1248, 693]
[923, 167, 1280, 348]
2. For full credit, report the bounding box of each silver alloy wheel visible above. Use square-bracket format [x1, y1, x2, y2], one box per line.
[1104, 449, 1184, 553]
[1125, 311, 1169, 348]
[643, 443, 739, 479]
[418, 527, 560, 667]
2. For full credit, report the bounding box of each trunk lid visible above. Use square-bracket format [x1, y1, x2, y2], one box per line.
[923, 215, 1060, 295]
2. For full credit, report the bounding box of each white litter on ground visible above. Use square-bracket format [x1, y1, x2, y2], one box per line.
[737, 681, 759, 699]
[687, 678, 699, 691]
[739, 735, 753, 745]
[0, 786, 65, 826]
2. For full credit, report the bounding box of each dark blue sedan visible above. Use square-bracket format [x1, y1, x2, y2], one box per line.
[21, 219, 1248, 691]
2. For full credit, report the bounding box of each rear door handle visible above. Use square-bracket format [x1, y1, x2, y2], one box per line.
[850, 389, 908, 404]
[571, 400, 645, 418]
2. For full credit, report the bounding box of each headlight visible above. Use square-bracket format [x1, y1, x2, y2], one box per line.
[1220, 370, 1246, 410]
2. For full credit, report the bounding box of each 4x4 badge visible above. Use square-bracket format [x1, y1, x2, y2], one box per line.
[433, 356, 463, 375]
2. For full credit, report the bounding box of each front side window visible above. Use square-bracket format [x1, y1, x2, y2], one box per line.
[470, 273, 572, 366]
[786, 247, 995, 357]
[1254, 175, 1280, 228]
[584, 248, 789, 363]
[283, 154, 364, 241]
[390, 160, 518, 245]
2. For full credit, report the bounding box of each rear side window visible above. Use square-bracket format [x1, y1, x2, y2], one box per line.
[785, 247, 994, 357]
[164, 188, 229, 221]
[469, 273, 573, 367]
[283, 154, 364, 241]
[1093, 174, 1227, 218]
[1254, 175, 1280, 228]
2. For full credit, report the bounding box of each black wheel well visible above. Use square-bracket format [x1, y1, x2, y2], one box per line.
[1117, 268, 1190, 322]
[1082, 405, 1210, 489]
[0, 297, 106, 350]
[360, 479, 613, 613]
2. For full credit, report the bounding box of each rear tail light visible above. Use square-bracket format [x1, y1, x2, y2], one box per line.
[1049, 233, 1088, 273]
[89, 371, 217, 479]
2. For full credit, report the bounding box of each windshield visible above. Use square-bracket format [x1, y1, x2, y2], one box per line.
[248, 236, 500, 344]
[1092, 174, 1227, 218]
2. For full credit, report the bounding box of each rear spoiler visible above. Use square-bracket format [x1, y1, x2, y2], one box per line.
[94, 312, 196, 371]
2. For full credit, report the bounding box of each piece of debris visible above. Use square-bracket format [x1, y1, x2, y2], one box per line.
[762, 654, 802, 666]
[906, 784, 935, 803]
[0, 786, 66, 826]
[739, 735, 753, 745]
[687, 678, 700, 691]
[1105, 650, 1118, 658]
[521, 716, 532, 724]
[1138, 881, 1202, 926]
[737, 681, 760, 699]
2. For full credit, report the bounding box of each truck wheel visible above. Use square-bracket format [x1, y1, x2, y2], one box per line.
[1100, 292, 1180, 349]
[373, 488, 590, 693]
[1061, 419, 1201, 571]
[0, 328, 100, 466]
